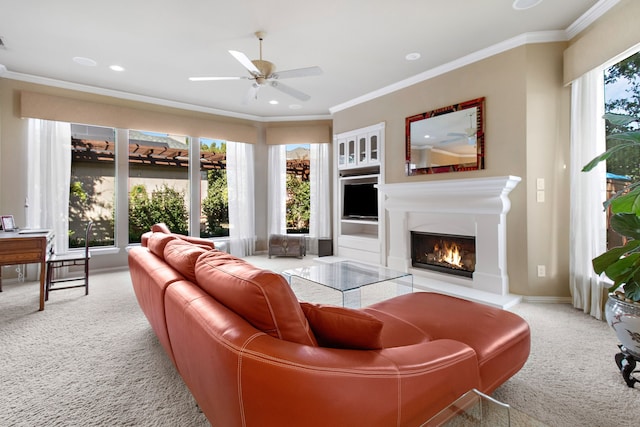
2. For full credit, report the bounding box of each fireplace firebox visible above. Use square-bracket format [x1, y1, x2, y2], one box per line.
[411, 231, 476, 278]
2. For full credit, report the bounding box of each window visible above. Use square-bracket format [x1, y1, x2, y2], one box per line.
[200, 138, 229, 237]
[604, 50, 640, 249]
[69, 124, 116, 248]
[286, 144, 310, 234]
[128, 130, 190, 244]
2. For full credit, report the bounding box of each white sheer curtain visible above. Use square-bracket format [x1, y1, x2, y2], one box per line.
[27, 119, 71, 254]
[310, 143, 331, 242]
[226, 141, 255, 257]
[569, 68, 608, 319]
[267, 145, 287, 236]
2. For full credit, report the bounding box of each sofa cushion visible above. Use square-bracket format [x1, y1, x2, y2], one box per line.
[147, 233, 177, 258]
[195, 251, 317, 346]
[151, 222, 172, 234]
[163, 239, 211, 282]
[300, 302, 384, 350]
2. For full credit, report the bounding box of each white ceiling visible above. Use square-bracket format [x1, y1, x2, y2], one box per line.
[0, 0, 612, 121]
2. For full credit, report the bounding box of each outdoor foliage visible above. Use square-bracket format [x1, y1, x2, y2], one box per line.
[605, 51, 640, 181]
[68, 176, 114, 248]
[202, 169, 229, 237]
[128, 183, 188, 243]
[584, 112, 640, 302]
[286, 174, 310, 233]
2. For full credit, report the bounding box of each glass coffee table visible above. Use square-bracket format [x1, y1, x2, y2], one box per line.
[282, 260, 413, 308]
[424, 389, 548, 426]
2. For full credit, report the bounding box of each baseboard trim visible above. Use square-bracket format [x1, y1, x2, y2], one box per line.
[521, 295, 572, 304]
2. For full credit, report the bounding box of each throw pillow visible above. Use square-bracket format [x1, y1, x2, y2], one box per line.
[300, 302, 384, 350]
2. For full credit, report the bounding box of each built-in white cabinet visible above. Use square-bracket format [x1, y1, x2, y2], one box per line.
[333, 123, 385, 265]
[337, 128, 381, 170]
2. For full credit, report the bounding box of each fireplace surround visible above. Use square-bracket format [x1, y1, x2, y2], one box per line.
[377, 176, 521, 308]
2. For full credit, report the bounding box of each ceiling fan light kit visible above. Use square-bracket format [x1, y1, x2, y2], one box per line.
[190, 31, 322, 103]
[512, 0, 543, 10]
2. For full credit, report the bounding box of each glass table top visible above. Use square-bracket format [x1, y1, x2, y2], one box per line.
[282, 260, 412, 292]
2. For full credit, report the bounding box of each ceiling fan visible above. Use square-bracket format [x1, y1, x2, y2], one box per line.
[189, 31, 323, 103]
[441, 112, 477, 145]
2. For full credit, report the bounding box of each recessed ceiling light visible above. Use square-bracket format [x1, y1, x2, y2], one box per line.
[405, 52, 421, 61]
[289, 104, 302, 110]
[109, 65, 125, 72]
[269, 100, 279, 105]
[512, 0, 543, 10]
[73, 56, 97, 67]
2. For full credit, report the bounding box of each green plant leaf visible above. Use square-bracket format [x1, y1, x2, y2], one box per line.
[624, 281, 640, 301]
[592, 239, 640, 274]
[604, 112, 638, 127]
[611, 213, 640, 240]
[606, 131, 640, 144]
[610, 187, 640, 215]
[581, 141, 639, 172]
[604, 252, 640, 279]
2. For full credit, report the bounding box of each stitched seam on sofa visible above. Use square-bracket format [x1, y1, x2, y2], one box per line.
[236, 346, 472, 379]
[237, 332, 263, 427]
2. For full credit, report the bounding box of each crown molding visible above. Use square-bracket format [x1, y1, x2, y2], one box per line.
[1, 71, 332, 123]
[566, 0, 620, 40]
[330, 30, 567, 114]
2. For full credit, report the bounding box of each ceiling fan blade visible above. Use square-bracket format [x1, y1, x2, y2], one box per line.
[188, 76, 244, 81]
[242, 83, 261, 104]
[229, 50, 261, 76]
[269, 81, 311, 101]
[271, 66, 323, 80]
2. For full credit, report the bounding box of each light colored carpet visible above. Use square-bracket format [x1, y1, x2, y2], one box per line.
[0, 255, 638, 426]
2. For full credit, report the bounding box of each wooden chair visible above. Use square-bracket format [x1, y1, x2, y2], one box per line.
[45, 221, 92, 301]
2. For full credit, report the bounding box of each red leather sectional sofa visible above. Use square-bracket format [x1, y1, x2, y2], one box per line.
[128, 230, 530, 426]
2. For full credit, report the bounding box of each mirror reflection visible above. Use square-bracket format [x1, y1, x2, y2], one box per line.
[406, 97, 485, 175]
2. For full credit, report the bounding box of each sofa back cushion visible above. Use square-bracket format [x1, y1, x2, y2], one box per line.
[163, 239, 211, 282]
[147, 233, 177, 258]
[300, 302, 384, 350]
[151, 222, 172, 234]
[195, 251, 317, 346]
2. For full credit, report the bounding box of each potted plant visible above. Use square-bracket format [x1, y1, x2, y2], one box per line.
[583, 112, 640, 387]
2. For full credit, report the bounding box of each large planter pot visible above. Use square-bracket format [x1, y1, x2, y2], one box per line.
[605, 293, 640, 387]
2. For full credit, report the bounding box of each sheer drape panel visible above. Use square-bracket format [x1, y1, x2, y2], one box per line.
[569, 69, 608, 320]
[27, 119, 71, 254]
[226, 141, 255, 257]
[267, 145, 287, 236]
[310, 143, 331, 252]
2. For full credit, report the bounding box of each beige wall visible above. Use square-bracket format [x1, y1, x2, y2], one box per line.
[333, 44, 563, 298]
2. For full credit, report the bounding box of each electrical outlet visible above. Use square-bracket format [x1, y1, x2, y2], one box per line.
[537, 265, 546, 277]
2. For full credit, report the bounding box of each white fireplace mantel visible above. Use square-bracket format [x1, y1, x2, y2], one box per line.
[377, 175, 521, 308]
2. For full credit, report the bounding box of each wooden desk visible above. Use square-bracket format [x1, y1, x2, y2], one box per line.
[0, 231, 54, 311]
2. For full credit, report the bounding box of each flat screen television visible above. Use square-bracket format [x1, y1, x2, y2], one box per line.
[342, 182, 378, 220]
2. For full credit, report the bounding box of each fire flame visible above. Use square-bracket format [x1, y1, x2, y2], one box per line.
[433, 242, 463, 268]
